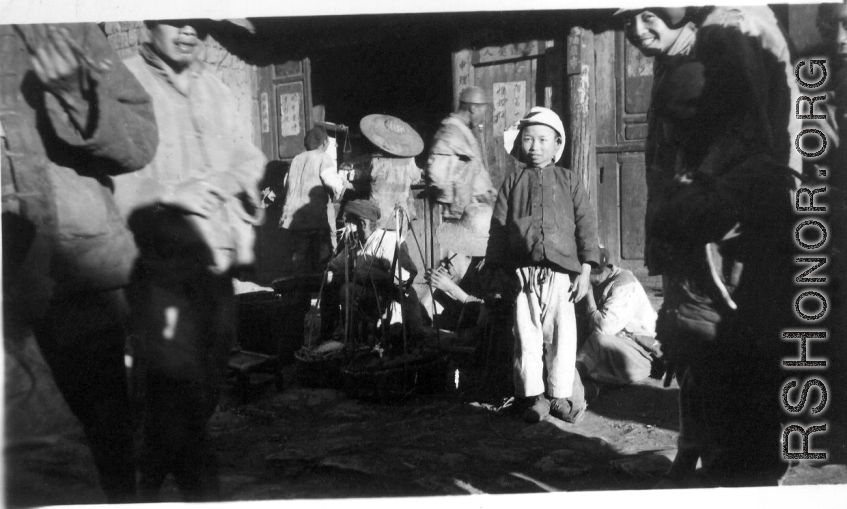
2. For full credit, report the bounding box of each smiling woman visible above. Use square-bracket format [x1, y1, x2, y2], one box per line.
[619, 7, 694, 58]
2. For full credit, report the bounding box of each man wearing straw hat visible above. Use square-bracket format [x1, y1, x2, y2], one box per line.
[426, 86, 496, 220]
[358, 114, 424, 229]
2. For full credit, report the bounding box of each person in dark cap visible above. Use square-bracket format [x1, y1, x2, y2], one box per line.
[322, 199, 420, 345]
[425, 86, 496, 221]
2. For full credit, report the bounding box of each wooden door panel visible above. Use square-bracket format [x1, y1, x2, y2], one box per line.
[623, 39, 653, 115]
[594, 31, 656, 265]
[594, 30, 617, 149]
[619, 152, 648, 260]
[596, 152, 620, 261]
[472, 45, 538, 189]
[618, 33, 653, 146]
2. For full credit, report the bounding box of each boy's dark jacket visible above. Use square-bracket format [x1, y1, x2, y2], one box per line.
[486, 163, 599, 273]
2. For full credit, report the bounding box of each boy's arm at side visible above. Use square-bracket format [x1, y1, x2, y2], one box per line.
[570, 263, 592, 303]
[570, 170, 600, 269]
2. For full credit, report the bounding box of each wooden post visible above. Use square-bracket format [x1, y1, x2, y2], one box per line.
[566, 27, 597, 201]
[544, 41, 563, 113]
[452, 48, 474, 111]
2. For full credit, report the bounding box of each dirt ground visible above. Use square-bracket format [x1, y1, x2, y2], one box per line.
[150, 280, 847, 502]
[152, 361, 847, 501]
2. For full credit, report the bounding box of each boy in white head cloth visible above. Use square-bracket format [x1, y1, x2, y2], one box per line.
[487, 107, 600, 423]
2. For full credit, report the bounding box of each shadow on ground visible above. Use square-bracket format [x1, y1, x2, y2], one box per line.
[149, 357, 845, 501]
[145, 366, 682, 501]
[587, 378, 680, 433]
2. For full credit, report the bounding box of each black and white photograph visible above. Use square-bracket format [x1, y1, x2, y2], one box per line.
[1, 0, 846, 506]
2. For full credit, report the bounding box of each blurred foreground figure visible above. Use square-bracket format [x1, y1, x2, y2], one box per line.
[615, 5, 795, 487]
[2, 23, 157, 505]
[114, 19, 266, 502]
[425, 86, 496, 220]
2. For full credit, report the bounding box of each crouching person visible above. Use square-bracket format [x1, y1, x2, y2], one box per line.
[421, 204, 492, 349]
[485, 107, 600, 424]
[323, 199, 420, 347]
[575, 247, 661, 399]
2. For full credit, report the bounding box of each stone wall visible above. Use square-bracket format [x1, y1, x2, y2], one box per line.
[102, 22, 262, 149]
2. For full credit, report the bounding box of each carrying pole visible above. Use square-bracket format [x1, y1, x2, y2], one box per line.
[395, 207, 409, 381]
[344, 226, 351, 344]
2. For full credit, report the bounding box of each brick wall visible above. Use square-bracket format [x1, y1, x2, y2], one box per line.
[102, 21, 262, 149]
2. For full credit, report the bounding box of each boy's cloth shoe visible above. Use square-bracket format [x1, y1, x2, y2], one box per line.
[549, 397, 587, 423]
[523, 395, 550, 423]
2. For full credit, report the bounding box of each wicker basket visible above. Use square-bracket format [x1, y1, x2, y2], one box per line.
[340, 350, 448, 403]
[293, 342, 353, 389]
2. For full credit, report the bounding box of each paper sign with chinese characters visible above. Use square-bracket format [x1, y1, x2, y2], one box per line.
[279, 93, 302, 137]
[493, 81, 527, 136]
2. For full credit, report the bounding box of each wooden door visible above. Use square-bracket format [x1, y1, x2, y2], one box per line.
[594, 29, 653, 270]
[455, 41, 543, 189]
[254, 59, 315, 283]
[258, 58, 314, 163]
